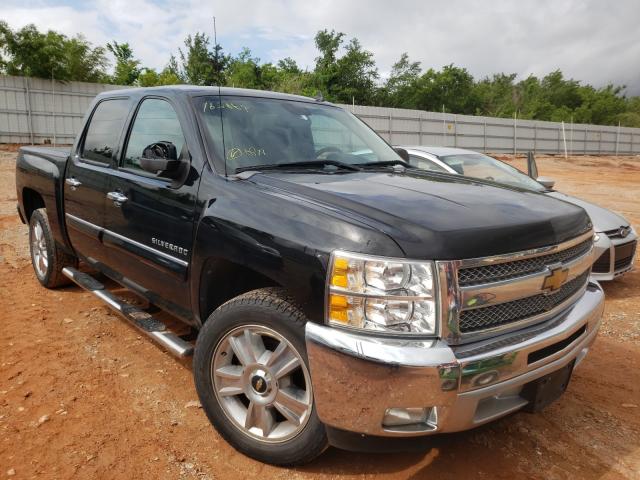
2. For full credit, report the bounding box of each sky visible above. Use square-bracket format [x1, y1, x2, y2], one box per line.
[3, 0, 640, 95]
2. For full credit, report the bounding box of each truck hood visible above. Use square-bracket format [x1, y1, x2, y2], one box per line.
[253, 170, 592, 260]
[545, 191, 629, 233]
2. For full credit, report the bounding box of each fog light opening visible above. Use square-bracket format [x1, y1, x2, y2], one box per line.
[382, 407, 438, 431]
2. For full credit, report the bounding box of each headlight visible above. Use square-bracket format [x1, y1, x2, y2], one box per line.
[326, 251, 437, 335]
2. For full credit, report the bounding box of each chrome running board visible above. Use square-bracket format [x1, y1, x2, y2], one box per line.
[62, 267, 194, 358]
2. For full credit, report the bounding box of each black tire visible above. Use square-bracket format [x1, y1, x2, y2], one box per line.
[193, 287, 328, 466]
[28, 208, 77, 288]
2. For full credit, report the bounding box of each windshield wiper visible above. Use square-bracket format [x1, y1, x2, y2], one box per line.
[234, 160, 362, 174]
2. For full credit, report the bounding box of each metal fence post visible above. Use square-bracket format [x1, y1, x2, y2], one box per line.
[418, 115, 423, 145]
[569, 117, 573, 156]
[483, 120, 487, 152]
[442, 112, 446, 146]
[24, 76, 34, 145]
[584, 129, 587, 155]
[615, 121, 620, 155]
[513, 113, 517, 155]
[599, 129, 602, 154]
[533, 123, 537, 154]
[388, 114, 393, 144]
[454, 115, 458, 147]
[51, 77, 57, 147]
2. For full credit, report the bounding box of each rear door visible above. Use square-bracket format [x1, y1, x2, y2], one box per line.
[64, 97, 130, 266]
[102, 96, 198, 315]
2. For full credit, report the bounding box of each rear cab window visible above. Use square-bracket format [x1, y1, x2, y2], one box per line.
[81, 99, 130, 164]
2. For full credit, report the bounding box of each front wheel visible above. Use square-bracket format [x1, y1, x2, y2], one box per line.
[193, 288, 327, 466]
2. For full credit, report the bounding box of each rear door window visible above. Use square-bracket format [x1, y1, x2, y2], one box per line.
[81, 99, 129, 164]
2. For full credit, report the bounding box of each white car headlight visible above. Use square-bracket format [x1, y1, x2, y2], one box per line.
[326, 251, 437, 335]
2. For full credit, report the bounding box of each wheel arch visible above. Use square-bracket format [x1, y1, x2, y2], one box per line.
[198, 257, 283, 325]
[22, 187, 46, 221]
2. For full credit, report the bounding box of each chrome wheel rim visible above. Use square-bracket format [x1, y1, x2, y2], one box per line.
[212, 325, 313, 443]
[31, 221, 48, 278]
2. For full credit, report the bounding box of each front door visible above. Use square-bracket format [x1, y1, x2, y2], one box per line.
[103, 97, 198, 318]
[64, 98, 130, 266]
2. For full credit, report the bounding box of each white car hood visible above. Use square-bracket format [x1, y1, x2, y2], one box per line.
[545, 191, 629, 233]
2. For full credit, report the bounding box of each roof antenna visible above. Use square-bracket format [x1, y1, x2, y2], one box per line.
[213, 16, 220, 92]
[213, 15, 227, 175]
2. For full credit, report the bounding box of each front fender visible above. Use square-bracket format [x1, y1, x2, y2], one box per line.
[189, 175, 403, 325]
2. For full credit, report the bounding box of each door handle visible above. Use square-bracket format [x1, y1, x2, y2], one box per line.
[107, 191, 128, 207]
[65, 178, 82, 191]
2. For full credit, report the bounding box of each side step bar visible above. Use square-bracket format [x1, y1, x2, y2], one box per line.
[62, 267, 194, 358]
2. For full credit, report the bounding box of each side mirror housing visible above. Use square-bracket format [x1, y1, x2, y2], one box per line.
[537, 176, 555, 189]
[394, 147, 410, 162]
[140, 141, 183, 178]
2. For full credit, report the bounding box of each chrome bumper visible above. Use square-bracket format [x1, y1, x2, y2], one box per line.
[305, 282, 604, 438]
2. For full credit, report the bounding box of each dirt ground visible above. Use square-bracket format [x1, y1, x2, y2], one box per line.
[1, 147, 639, 480]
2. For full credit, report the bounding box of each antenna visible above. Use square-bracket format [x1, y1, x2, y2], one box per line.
[213, 15, 227, 175]
[213, 16, 218, 49]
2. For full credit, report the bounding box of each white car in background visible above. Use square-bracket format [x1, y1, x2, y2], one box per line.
[398, 145, 637, 281]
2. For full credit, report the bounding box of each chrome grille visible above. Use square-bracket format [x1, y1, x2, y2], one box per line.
[438, 231, 595, 344]
[458, 238, 593, 286]
[458, 271, 590, 333]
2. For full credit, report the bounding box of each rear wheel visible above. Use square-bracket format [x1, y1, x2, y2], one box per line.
[193, 288, 327, 466]
[29, 208, 77, 288]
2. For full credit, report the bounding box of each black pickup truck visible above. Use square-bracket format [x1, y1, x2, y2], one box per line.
[16, 86, 604, 465]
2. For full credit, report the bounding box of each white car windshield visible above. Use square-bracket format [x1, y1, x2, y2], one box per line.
[438, 153, 546, 192]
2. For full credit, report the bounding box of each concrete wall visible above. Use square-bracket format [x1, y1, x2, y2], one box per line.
[342, 104, 640, 155]
[1, 74, 638, 154]
[0, 75, 126, 145]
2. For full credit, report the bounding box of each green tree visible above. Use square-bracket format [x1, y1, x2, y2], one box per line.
[0, 21, 108, 81]
[63, 36, 109, 82]
[226, 47, 263, 89]
[179, 33, 227, 85]
[107, 41, 140, 85]
[413, 65, 478, 114]
[136, 56, 183, 87]
[312, 29, 378, 104]
[474, 73, 518, 117]
[380, 53, 422, 107]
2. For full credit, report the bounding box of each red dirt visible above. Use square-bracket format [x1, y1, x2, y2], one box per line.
[1, 150, 639, 479]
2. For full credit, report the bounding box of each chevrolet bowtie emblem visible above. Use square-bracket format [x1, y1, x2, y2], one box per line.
[542, 267, 569, 292]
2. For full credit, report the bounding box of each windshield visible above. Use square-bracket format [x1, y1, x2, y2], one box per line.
[438, 153, 546, 192]
[194, 95, 401, 173]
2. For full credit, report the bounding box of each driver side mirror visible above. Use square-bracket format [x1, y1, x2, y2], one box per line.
[537, 176, 555, 189]
[394, 147, 410, 162]
[140, 141, 183, 178]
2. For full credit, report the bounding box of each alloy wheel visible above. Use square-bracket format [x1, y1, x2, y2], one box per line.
[211, 325, 313, 443]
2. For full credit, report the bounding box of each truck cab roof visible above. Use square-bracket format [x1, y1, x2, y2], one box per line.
[95, 85, 332, 105]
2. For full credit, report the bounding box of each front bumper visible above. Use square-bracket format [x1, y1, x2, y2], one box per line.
[305, 282, 604, 440]
[591, 231, 637, 281]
